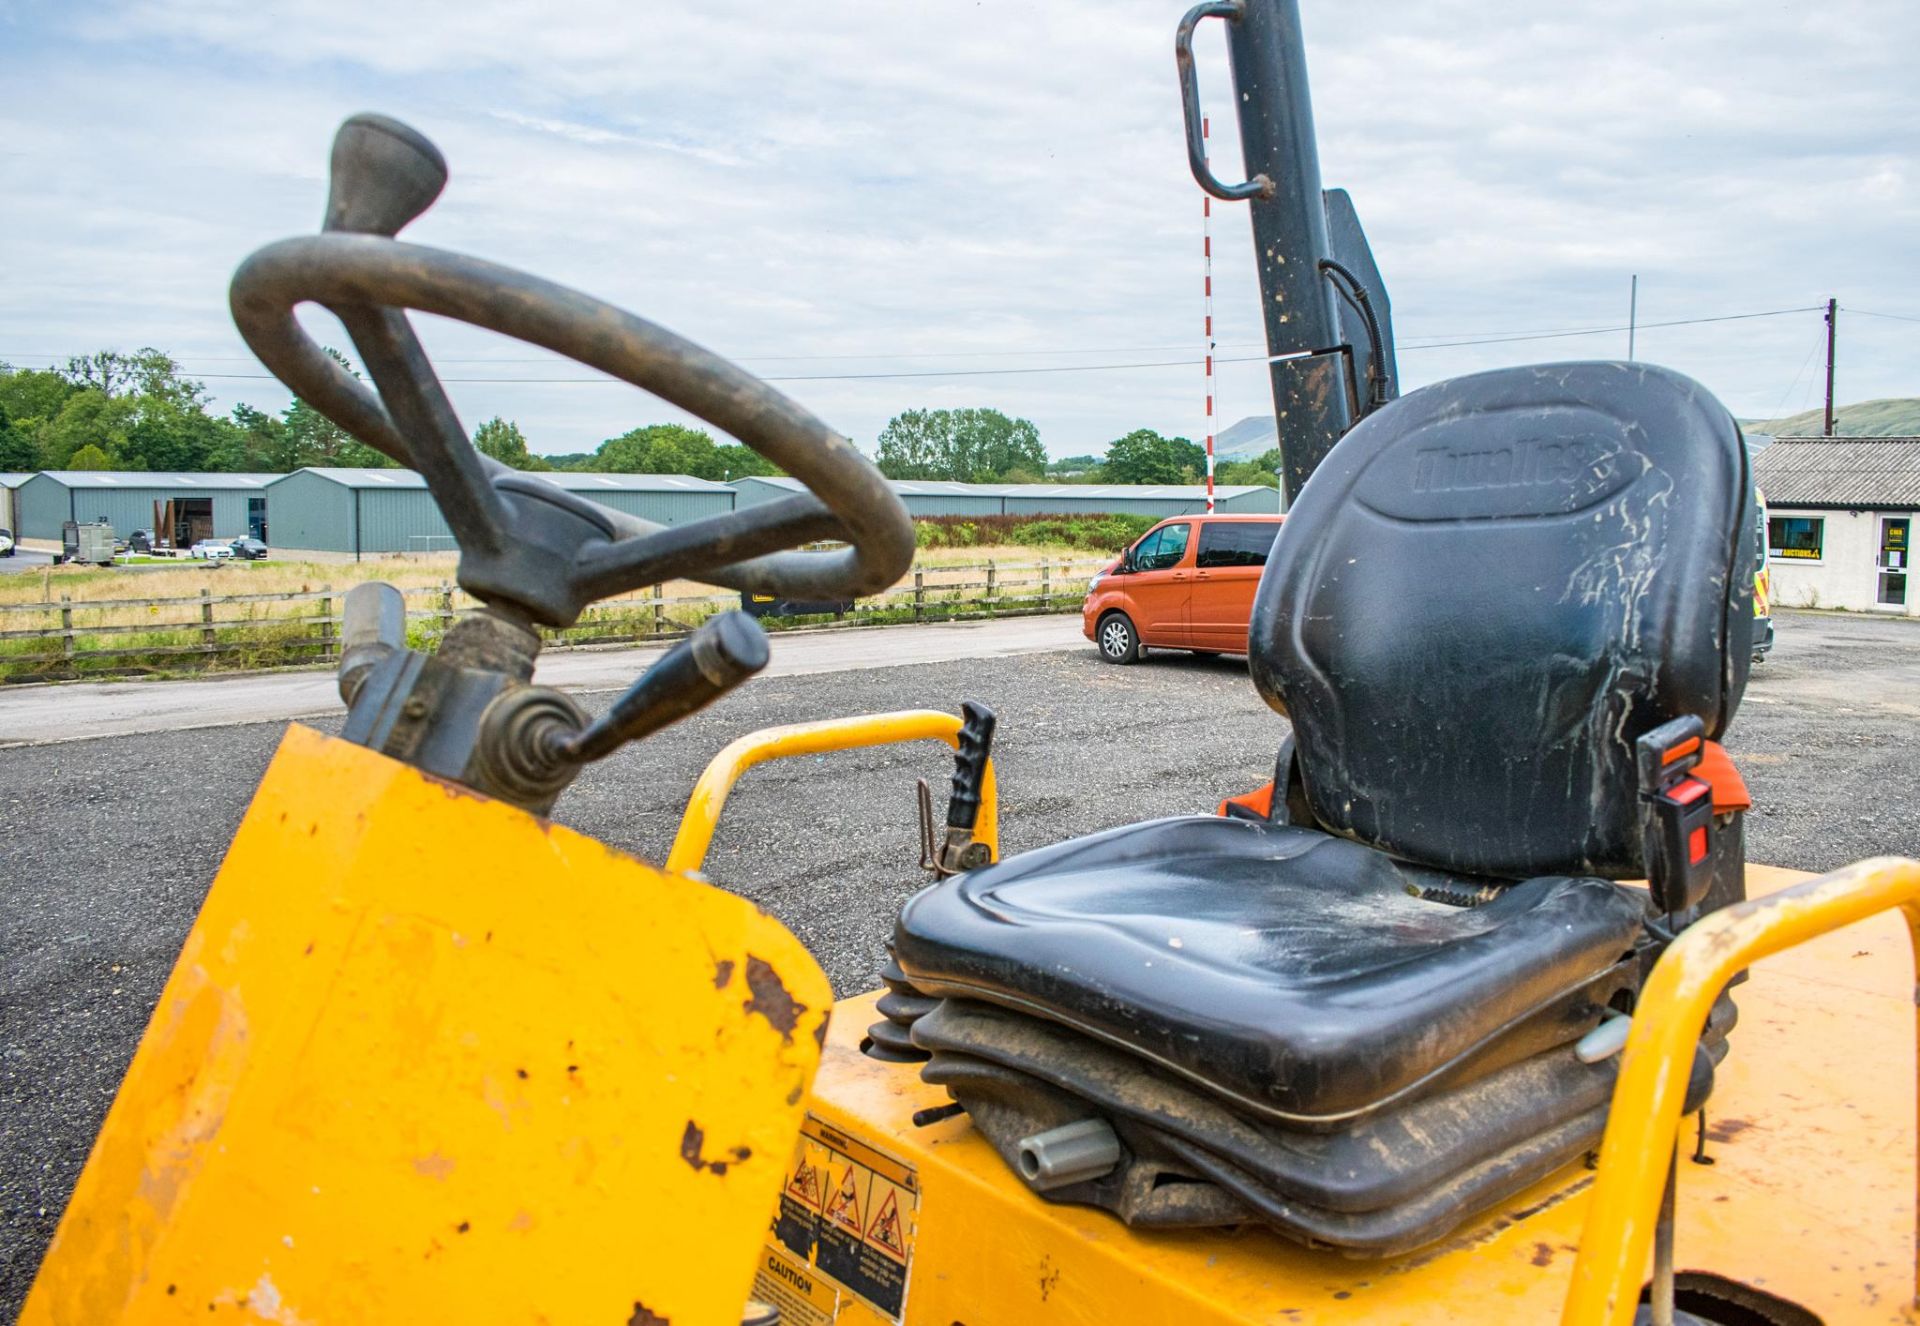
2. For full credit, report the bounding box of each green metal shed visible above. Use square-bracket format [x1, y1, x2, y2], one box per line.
[266, 467, 737, 556]
[14, 471, 277, 543]
[0, 473, 31, 535]
[999, 483, 1282, 517]
[730, 475, 1283, 518]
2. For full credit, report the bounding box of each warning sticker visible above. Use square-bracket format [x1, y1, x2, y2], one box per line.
[824, 1164, 864, 1235]
[787, 1154, 824, 1211]
[864, 1183, 909, 1262]
[765, 1114, 919, 1321]
[751, 1243, 839, 1326]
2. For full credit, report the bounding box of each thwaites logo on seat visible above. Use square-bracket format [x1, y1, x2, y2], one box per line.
[1412, 437, 1611, 495]
[755, 1114, 919, 1323]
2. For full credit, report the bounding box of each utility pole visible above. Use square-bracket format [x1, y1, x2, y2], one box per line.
[1823, 298, 1838, 437]
[1627, 275, 1637, 361]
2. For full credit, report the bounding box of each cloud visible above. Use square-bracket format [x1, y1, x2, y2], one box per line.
[2, 0, 1916, 459]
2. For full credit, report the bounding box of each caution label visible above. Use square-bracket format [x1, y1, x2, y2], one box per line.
[766, 1114, 919, 1321]
[751, 1243, 840, 1326]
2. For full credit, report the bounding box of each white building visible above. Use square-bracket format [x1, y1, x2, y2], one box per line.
[1753, 437, 1916, 616]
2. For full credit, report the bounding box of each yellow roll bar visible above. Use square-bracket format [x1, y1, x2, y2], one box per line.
[667, 708, 999, 877]
[1563, 855, 1920, 1326]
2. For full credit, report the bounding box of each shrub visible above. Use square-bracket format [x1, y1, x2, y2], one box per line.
[912, 512, 1156, 553]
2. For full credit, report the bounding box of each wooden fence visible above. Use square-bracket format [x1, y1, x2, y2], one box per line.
[0, 557, 1109, 679]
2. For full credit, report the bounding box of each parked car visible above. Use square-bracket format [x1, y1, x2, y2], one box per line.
[191, 538, 235, 561]
[128, 528, 155, 554]
[1083, 513, 1285, 664]
[0, 527, 13, 557]
[229, 536, 269, 560]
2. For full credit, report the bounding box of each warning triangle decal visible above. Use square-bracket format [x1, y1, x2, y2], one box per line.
[866, 1187, 907, 1260]
[825, 1166, 863, 1234]
[787, 1159, 820, 1209]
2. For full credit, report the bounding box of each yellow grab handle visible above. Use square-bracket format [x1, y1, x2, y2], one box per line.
[1563, 855, 1920, 1326]
[667, 708, 999, 877]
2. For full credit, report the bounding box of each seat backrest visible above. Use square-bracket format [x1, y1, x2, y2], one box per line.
[1250, 362, 1755, 880]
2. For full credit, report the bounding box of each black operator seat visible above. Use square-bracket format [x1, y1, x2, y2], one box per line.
[892, 361, 1757, 1128]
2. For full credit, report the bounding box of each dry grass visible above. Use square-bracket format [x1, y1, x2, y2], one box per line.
[0, 545, 1102, 608]
[0, 554, 461, 607]
[0, 543, 1111, 680]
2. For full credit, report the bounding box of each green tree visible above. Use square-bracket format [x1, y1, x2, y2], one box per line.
[597, 422, 707, 473]
[593, 423, 756, 479]
[474, 416, 534, 467]
[875, 409, 949, 480]
[1214, 447, 1282, 489]
[123, 398, 233, 471]
[283, 396, 394, 469]
[0, 365, 78, 426]
[1101, 429, 1206, 485]
[36, 390, 135, 468]
[125, 348, 208, 409]
[279, 350, 394, 469]
[1047, 453, 1102, 477]
[66, 442, 115, 470]
[228, 404, 289, 470]
[949, 408, 1044, 482]
[712, 443, 779, 480]
[875, 408, 1045, 482]
[61, 350, 140, 398]
[0, 404, 36, 469]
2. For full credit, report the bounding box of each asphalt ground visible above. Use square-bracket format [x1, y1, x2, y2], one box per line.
[0, 550, 54, 575]
[3, 607, 1917, 1309]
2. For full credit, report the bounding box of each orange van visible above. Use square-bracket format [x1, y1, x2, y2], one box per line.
[1082, 513, 1285, 663]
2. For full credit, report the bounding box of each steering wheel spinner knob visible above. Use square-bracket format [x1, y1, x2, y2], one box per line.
[325, 112, 449, 237]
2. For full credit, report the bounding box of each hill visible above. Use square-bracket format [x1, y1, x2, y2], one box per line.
[1214, 415, 1277, 457]
[1742, 397, 1920, 437]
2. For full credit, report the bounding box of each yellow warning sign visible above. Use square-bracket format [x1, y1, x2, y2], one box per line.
[787, 1156, 823, 1211]
[824, 1165, 864, 1235]
[767, 1114, 919, 1320]
[865, 1184, 908, 1262]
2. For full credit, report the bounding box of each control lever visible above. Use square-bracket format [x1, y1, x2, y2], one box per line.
[338, 581, 407, 704]
[919, 701, 997, 877]
[550, 611, 770, 765]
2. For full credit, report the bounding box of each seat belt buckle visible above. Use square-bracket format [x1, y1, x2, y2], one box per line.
[1636, 716, 1715, 915]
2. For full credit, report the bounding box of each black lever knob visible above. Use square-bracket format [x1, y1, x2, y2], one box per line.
[324, 113, 448, 237]
[556, 611, 770, 765]
[946, 700, 997, 833]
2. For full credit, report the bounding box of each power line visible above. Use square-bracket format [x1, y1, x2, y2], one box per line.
[0, 340, 1275, 366]
[1398, 305, 1822, 351]
[1846, 307, 1920, 325]
[186, 357, 1270, 385]
[2, 304, 1824, 386]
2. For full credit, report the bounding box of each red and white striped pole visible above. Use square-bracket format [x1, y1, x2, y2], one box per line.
[1202, 116, 1216, 513]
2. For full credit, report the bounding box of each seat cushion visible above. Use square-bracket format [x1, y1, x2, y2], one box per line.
[1249, 361, 1756, 879]
[893, 814, 1648, 1124]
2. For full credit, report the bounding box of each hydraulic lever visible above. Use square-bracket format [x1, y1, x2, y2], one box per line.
[549, 612, 769, 764]
[338, 599, 771, 816]
[919, 700, 997, 876]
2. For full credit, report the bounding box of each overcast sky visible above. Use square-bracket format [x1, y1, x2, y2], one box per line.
[3, 0, 1917, 460]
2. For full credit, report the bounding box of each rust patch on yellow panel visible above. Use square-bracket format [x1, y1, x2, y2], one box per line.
[24, 724, 831, 1326]
[745, 954, 804, 1041]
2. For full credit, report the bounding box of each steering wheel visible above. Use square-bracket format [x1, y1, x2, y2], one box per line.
[229, 114, 913, 630]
